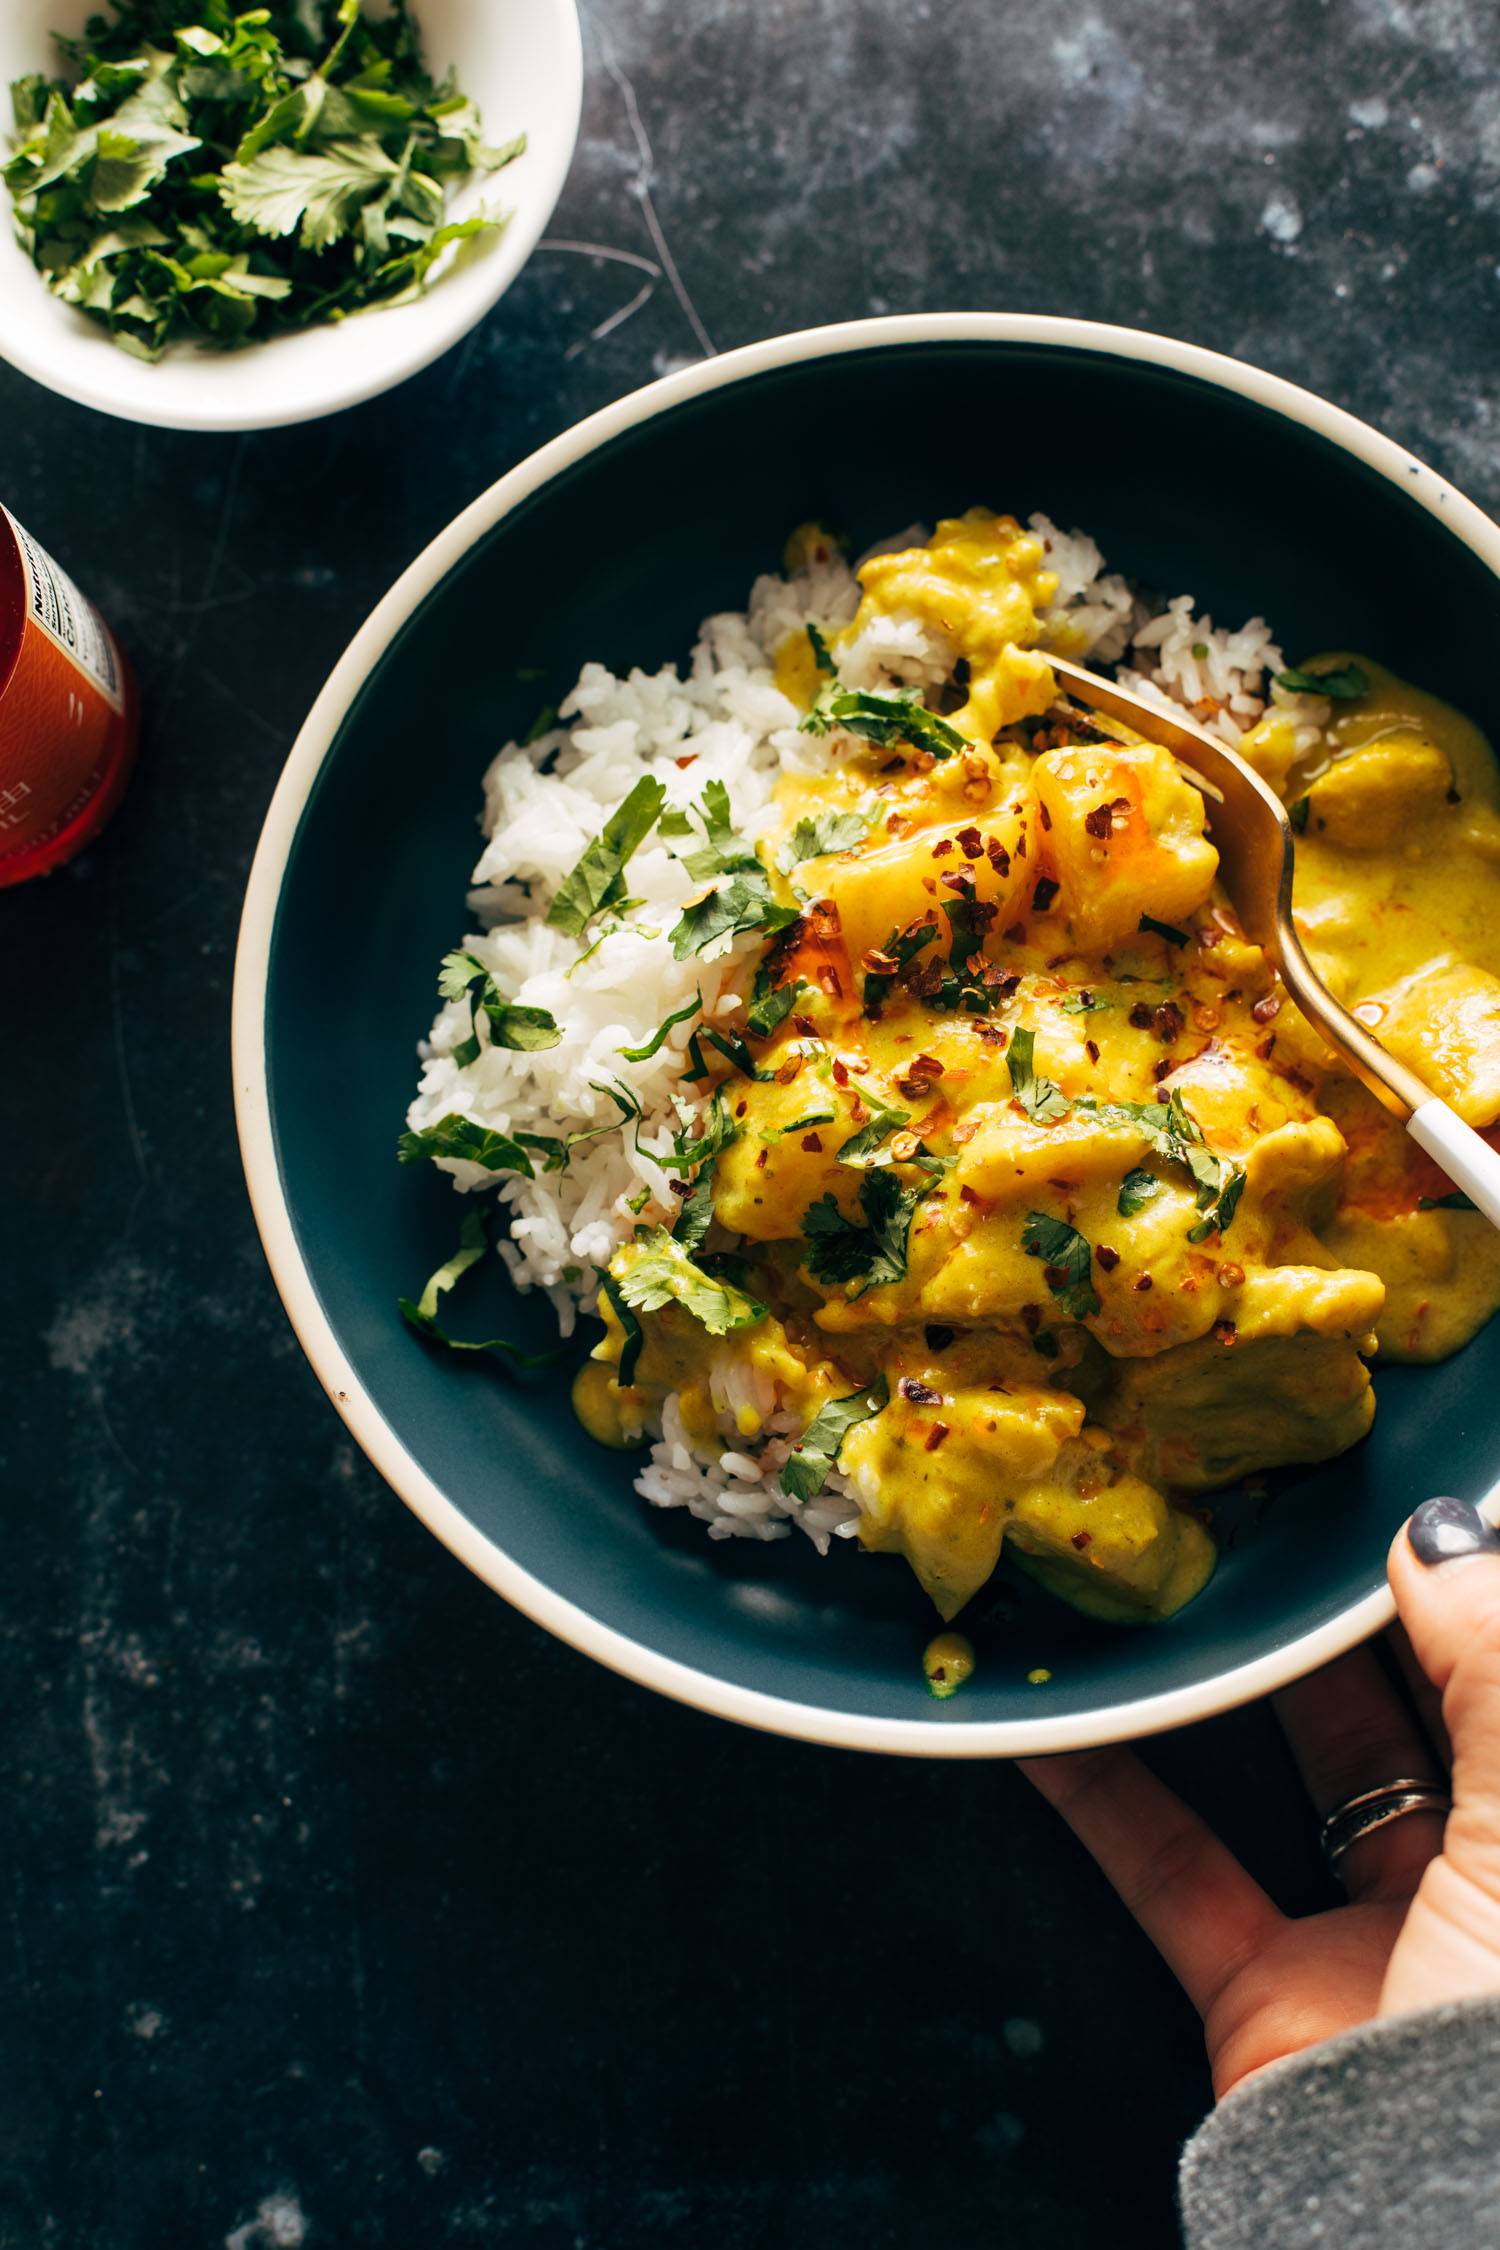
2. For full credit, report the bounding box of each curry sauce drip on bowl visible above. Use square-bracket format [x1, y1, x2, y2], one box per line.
[404, 508, 1500, 1634]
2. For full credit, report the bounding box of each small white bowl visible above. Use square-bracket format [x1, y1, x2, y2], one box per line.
[0, 0, 581, 431]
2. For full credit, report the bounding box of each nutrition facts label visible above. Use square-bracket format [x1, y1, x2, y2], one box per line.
[3, 506, 124, 714]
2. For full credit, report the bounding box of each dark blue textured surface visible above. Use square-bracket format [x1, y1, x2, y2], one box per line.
[6, 2, 1499, 2243]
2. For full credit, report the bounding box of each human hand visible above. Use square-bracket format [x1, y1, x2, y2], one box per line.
[1021, 1494, 1500, 2100]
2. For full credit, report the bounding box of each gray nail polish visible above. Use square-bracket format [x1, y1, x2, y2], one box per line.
[1407, 1493, 1500, 1566]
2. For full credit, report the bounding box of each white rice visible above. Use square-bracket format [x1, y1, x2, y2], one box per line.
[406, 512, 1326, 1545]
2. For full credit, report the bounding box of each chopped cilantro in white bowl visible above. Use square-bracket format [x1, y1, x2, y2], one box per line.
[0, 0, 580, 429]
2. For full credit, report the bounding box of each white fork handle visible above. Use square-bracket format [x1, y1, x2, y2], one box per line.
[1408, 1099, 1500, 1230]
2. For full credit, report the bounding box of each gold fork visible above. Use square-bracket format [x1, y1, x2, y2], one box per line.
[1046, 650, 1500, 1228]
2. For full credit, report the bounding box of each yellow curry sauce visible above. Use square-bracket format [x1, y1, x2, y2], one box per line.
[576, 511, 1500, 1628]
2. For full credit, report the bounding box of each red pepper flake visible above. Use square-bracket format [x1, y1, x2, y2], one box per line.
[959, 1183, 981, 1206]
[775, 1056, 802, 1084]
[1133, 1275, 1153, 1293]
[1095, 1244, 1121, 1272]
[754, 1147, 768, 1168]
[1003, 921, 1027, 945]
[1153, 1001, 1185, 1044]
[899, 1376, 943, 1405]
[1020, 1303, 1042, 1334]
[816, 965, 843, 999]
[674, 753, 698, 768]
[1152, 1057, 1174, 1083]
[1128, 1002, 1155, 1030]
[1038, 802, 1053, 831]
[1031, 876, 1059, 914]
[831, 1057, 849, 1086]
[924, 1421, 951, 1452]
[1255, 1034, 1277, 1061]
[801, 1132, 823, 1152]
[1070, 1530, 1092, 1551]
[792, 1013, 817, 1037]
[930, 837, 955, 859]
[987, 838, 1011, 877]
[1251, 993, 1282, 1025]
[957, 824, 984, 859]
[1015, 833, 1027, 859]
[938, 867, 972, 895]
[735, 1099, 748, 1117]
[807, 897, 842, 940]
[976, 1021, 1006, 1045]
[1085, 1038, 1101, 1064]
[1217, 1261, 1245, 1287]
[1212, 1318, 1238, 1347]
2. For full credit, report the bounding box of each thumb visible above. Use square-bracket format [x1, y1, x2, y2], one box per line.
[1382, 1498, 1500, 2018]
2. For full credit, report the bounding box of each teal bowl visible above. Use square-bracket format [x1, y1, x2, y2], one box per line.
[233, 314, 1500, 1754]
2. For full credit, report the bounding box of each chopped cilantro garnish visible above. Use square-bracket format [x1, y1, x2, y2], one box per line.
[1021, 1212, 1100, 1321]
[438, 950, 561, 1066]
[836, 1101, 913, 1167]
[1276, 662, 1369, 701]
[862, 917, 940, 1014]
[673, 1162, 718, 1253]
[1007, 1026, 1070, 1123]
[1137, 915, 1190, 948]
[1084, 1091, 1246, 1239]
[746, 964, 804, 1039]
[776, 807, 872, 873]
[1289, 796, 1310, 834]
[548, 777, 667, 938]
[683, 1023, 767, 1082]
[1117, 1166, 1164, 1217]
[398, 1113, 546, 1177]
[399, 1210, 564, 1370]
[780, 1377, 889, 1503]
[806, 622, 836, 676]
[1419, 1190, 1479, 1212]
[614, 1229, 767, 1337]
[803, 1169, 929, 1293]
[678, 778, 762, 882]
[658, 1091, 739, 1173]
[618, 992, 702, 1062]
[4, 0, 522, 359]
[799, 685, 966, 760]
[1060, 991, 1110, 1016]
[595, 1268, 644, 1386]
[669, 867, 799, 962]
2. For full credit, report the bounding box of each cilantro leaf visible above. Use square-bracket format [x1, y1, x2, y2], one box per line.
[617, 992, 702, 1062]
[775, 807, 872, 873]
[669, 867, 799, 962]
[438, 950, 561, 1065]
[595, 1268, 644, 1386]
[800, 686, 966, 760]
[1276, 662, 1369, 701]
[678, 778, 761, 882]
[1060, 991, 1110, 1016]
[548, 777, 667, 938]
[1021, 1211, 1100, 1321]
[614, 1229, 767, 1336]
[399, 1210, 565, 1370]
[398, 1112, 543, 1177]
[746, 965, 803, 1038]
[806, 622, 836, 676]
[803, 1169, 928, 1292]
[1137, 915, 1190, 948]
[1117, 1166, 1163, 1217]
[780, 1376, 889, 1503]
[1083, 1090, 1246, 1240]
[661, 1091, 739, 1172]
[1006, 1026, 1070, 1123]
[673, 1163, 718, 1254]
[1419, 1190, 1479, 1212]
[861, 916, 940, 1014]
[836, 1101, 912, 1167]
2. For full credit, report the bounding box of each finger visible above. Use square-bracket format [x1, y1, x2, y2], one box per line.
[1385, 1621, 1451, 1773]
[1390, 1495, 1500, 1903]
[1020, 1747, 1280, 2020]
[1273, 1647, 1446, 1904]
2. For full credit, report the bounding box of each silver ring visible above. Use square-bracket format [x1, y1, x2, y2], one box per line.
[1319, 1778, 1452, 1875]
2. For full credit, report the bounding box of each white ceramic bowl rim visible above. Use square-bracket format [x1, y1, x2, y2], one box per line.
[233, 311, 1500, 1756]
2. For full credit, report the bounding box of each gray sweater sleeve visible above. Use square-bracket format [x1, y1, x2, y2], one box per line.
[1179, 1997, 1500, 2249]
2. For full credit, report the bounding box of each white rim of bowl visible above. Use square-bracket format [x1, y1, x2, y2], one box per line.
[233, 310, 1500, 1756]
[0, 0, 583, 433]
